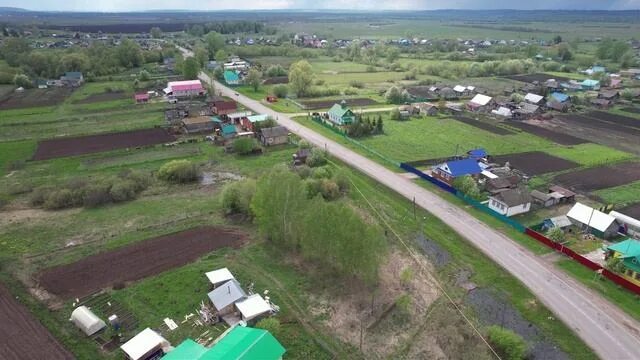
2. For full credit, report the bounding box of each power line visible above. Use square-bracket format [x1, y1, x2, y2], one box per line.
[332, 159, 502, 360]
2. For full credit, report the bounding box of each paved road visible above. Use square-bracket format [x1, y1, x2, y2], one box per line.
[185, 49, 640, 359]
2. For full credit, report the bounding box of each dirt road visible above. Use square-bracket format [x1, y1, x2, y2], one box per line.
[185, 47, 640, 359]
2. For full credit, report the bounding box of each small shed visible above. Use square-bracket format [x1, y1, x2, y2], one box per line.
[205, 268, 235, 288]
[548, 185, 576, 203]
[235, 294, 273, 323]
[260, 126, 289, 146]
[207, 279, 246, 314]
[221, 124, 238, 139]
[542, 215, 573, 231]
[121, 328, 169, 360]
[415, 102, 438, 116]
[134, 93, 150, 104]
[181, 117, 215, 134]
[531, 190, 556, 208]
[70, 306, 106, 336]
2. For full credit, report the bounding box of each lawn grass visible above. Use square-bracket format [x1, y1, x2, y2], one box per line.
[0, 139, 37, 175]
[316, 71, 404, 85]
[595, 180, 640, 206]
[550, 143, 635, 166]
[557, 259, 640, 322]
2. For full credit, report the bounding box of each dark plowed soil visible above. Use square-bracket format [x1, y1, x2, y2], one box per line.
[491, 151, 579, 176]
[503, 73, 570, 83]
[619, 203, 640, 219]
[509, 122, 588, 145]
[452, 116, 515, 135]
[37, 227, 247, 299]
[262, 76, 289, 85]
[621, 107, 640, 115]
[554, 162, 640, 192]
[588, 111, 640, 129]
[298, 98, 378, 110]
[0, 87, 74, 110]
[557, 114, 640, 136]
[32, 128, 175, 160]
[0, 282, 74, 359]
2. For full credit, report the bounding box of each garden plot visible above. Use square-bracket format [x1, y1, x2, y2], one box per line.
[0, 87, 74, 110]
[0, 282, 74, 360]
[72, 91, 129, 104]
[32, 128, 175, 160]
[619, 203, 640, 219]
[452, 116, 515, 135]
[554, 162, 640, 192]
[37, 226, 248, 299]
[509, 121, 588, 145]
[504, 73, 570, 83]
[491, 151, 579, 176]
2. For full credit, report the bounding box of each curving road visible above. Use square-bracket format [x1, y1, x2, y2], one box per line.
[184, 48, 640, 359]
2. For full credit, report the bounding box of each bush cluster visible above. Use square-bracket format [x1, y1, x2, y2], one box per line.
[157, 160, 199, 183]
[30, 170, 151, 210]
[221, 179, 257, 216]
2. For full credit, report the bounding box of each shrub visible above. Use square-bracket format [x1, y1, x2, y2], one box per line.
[265, 64, 287, 77]
[30, 186, 54, 206]
[13, 74, 32, 88]
[233, 137, 259, 155]
[389, 108, 401, 120]
[304, 178, 322, 198]
[546, 226, 565, 243]
[82, 183, 113, 208]
[6, 160, 26, 171]
[157, 160, 199, 183]
[343, 87, 358, 95]
[333, 170, 350, 194]
[487, 326, 528, 360]
[138, 70, 150, 81]
[366, 65, 377, 73]
[395, 293, 412, 316]
[221, 179, 256, 216]
[272, 84, 288, 98]
[43, 189, 74, 210]
[349, 80, 364, 88]
[319, 180, 341, 200]
[6, 182, 32, 195]
[312, 166, 332, 179]
[295, 165, 312, 179]
[305, 148, 327, 168]
[314, 79, 325, 86]
[110, 180, 138, 202]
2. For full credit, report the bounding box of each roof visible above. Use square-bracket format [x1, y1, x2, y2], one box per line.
[530, 189, 553, 201]
[492, 188, 532, 207]
[524, 93, 544, 104]
[453, 85, 467, 93]
[566, 202, 617, 233]
[492, 107, 512, 117]
[64, 71, 83, 79]
[201, 326, 285, 360]
[246, 114, 270, 123]
[549, 185, 575, 198]
[162, 339, 207, 360]
[607, 239, 640, 258]
[440, 158, 482, 177]
[582, 79, 600, 87]
[207, 279, 246, 310]
[205, 268, 235, 286]
[227, 111, 253, 119]
[469, 94, 492, 106]
[599, 90, 619, 99]
[609, 211, 640, 230]
[168, 80, 203, 92]
[515, 102, 540, 114]
[467, 148, 487, 158]
[121, 328, 167, 360]
[213, 101, 237, 111]
[547, 101, 568, 111]
[261, 126, 288, 138]
[182, 117, 213, 125]
[328, 103, 352, 118]
[548, 215, 573, 228]
[222, 124, 238, 136]
[487, 177, 515, 190]
[591, 66, 606, 72]
[235, 294, 272, 321]
[70, 306, 106, 336]
[224, 70, 240, 82]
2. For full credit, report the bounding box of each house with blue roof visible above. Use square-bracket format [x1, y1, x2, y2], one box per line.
[433, 158, 482, 185]
[467, 148, 487, 160]
[550, 92, 570, 103]
[606, 239, 640, 286]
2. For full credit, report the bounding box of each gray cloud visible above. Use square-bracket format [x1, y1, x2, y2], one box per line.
[1, 0, 639, 11]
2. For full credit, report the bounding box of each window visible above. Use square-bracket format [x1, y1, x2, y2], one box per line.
[635, 272, 640, 280]
[626, 269, 634, 277]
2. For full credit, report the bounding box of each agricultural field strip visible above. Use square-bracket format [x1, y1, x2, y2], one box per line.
[205, 70, 640, 359]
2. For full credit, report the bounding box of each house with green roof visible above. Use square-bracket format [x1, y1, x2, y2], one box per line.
[581, 79, 600, 91]
[327, 101, 355, 126]
[606, 238, 640, 286]
[224, 71, 240, 86]
[162, 327, 285, 360]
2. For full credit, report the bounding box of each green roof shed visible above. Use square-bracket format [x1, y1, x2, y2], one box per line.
[162, 339, 207, 360]
[201, 327, 285, 360]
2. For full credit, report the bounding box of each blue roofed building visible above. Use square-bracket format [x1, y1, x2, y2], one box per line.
[467, 148, 487, 160]
[550, 92, 570, 103]
[433, 158, 482, 185]
[581, 79, 601, 91]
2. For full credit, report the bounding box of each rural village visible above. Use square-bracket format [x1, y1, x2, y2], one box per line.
[1, 7, 640, 360]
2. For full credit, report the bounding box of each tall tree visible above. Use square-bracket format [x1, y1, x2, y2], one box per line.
[288, 60, 314, 97]
[205, 32, 225, 58]
[245, 68, 262, 92]
[150, 27, 162, 38]
[116, 39, 143, 68]
[181, 57, 201, 79]
[194, 46, 209, 67]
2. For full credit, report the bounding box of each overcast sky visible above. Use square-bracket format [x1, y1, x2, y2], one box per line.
[1, 0, 639, 12]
